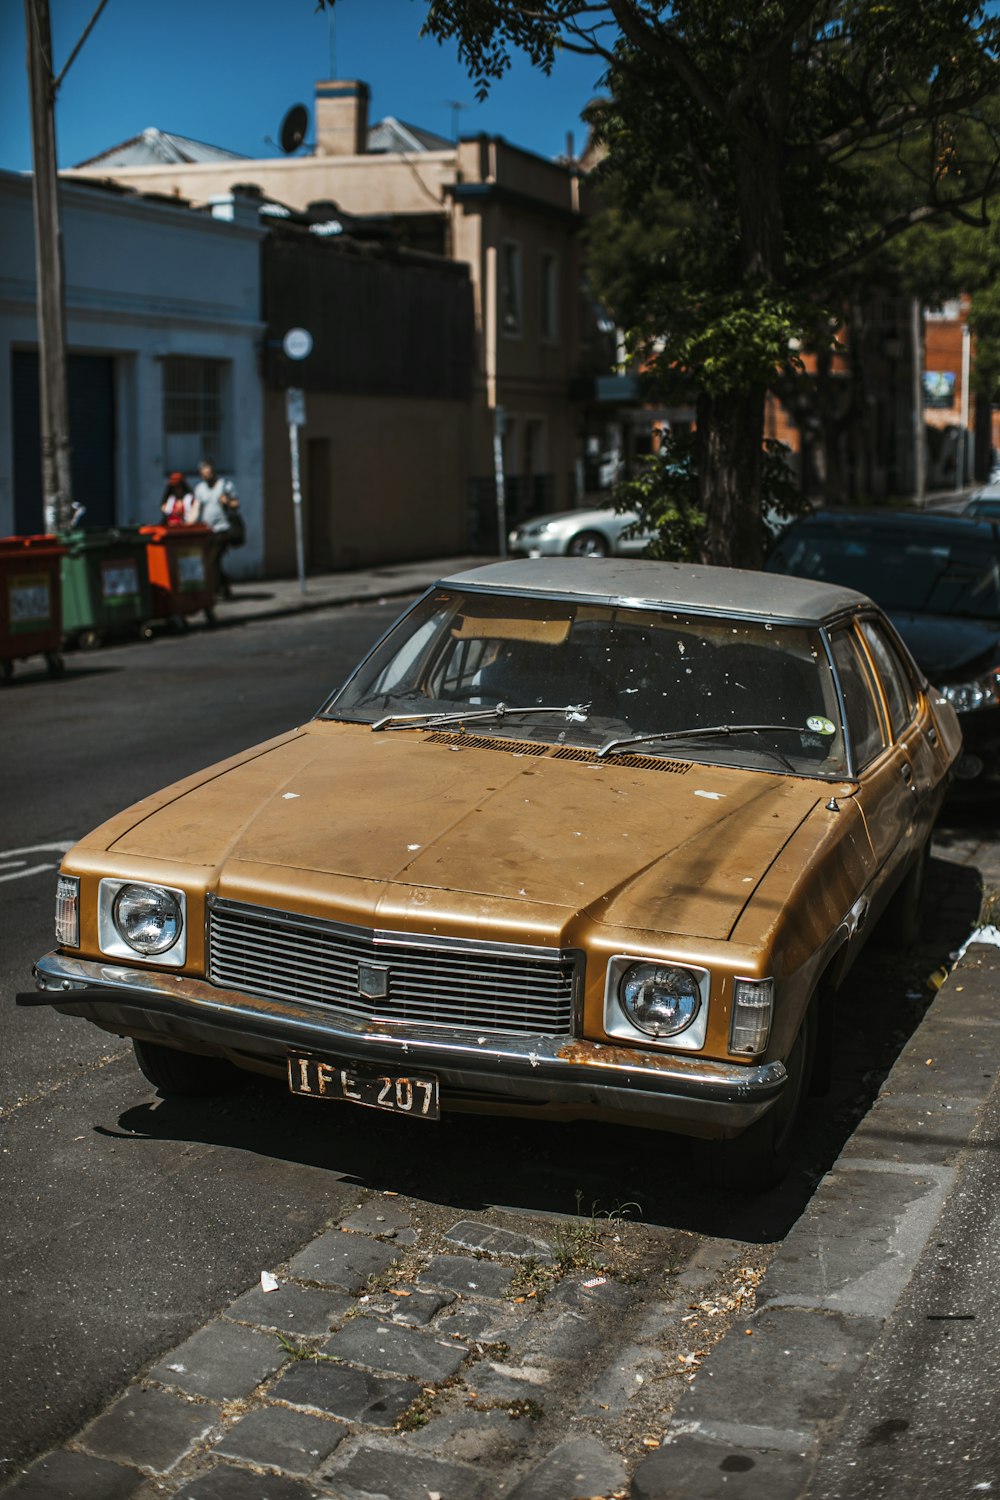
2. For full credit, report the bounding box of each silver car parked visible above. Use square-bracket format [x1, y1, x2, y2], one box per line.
[509, 507, 652, 559]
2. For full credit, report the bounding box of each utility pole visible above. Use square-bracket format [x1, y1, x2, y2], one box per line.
[25, 0, 73, 533]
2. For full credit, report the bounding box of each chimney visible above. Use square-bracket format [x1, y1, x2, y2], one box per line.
[315, 80, 370, 156]
[209, 184, 263, 227]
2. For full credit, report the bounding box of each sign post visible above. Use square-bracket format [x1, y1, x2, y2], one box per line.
[285, 387, 307, 595]
[492, 405, 508, 558]
[282, 328, 313, 596]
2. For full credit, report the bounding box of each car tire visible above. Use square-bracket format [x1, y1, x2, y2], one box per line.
[880, 838, 930, 948]
[702, 1002, 816, 1192]
[132, 1038, 238, 1097]
[567, 530, 611, 558]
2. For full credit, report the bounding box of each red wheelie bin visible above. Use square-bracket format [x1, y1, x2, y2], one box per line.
[0, 534, 66, 682]
[141, 524, 216, 628]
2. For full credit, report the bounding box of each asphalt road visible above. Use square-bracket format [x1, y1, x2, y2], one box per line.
[0, 604, 990, 1483]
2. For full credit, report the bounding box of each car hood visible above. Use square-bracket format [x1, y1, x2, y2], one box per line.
[888, 610, 1000, 682]
[515, 508, 634, 531]
[98, 721, 824, 942]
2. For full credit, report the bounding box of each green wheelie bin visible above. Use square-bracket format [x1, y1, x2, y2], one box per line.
[59, 527, 153, 649]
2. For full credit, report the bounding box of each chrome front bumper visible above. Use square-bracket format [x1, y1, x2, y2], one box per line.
[19, 951, 787, 1131]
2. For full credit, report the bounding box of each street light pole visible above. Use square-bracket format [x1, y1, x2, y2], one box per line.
[911, 298, 926, 508]
[24, 0, 74, 533]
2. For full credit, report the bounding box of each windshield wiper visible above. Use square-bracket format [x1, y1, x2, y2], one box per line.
[372, 702, 591, 732]
[597, 722, 803, 771]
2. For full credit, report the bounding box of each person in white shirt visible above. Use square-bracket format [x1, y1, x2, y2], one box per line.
[193, 459, 240, 598]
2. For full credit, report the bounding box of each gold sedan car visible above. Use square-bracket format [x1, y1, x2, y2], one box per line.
[21, 560, 961, 1188]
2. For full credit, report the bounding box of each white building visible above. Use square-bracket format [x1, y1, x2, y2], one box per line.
[0, 170, 265, 576]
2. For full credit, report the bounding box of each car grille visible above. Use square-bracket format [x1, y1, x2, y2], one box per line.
[207, 898, 580, 1037]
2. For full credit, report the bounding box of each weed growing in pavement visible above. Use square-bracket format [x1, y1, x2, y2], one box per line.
[466, 1395, 545, 1421]
[275, 1332, 341, 1363]
[475, 1340, 510, 1361]
[508, 1197, 643, 1301]
[394, 1375, 462, 1432]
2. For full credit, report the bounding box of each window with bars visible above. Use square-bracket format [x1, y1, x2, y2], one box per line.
[500, 242, 523, 338]
[162, 357, 230, 473]
[540, 251, 558, 342]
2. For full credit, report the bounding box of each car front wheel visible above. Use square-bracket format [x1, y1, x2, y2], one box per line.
[880, 838, 930, 948]
[567, 530, 611, 558]
[132, 1038, 238, 1097]
[702, 1002, 816, 1192]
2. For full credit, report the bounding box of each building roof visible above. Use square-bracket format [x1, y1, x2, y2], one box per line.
[367, 117, 454, 154]
[75, 114, 455, 173]
[75, 128, 248, 169]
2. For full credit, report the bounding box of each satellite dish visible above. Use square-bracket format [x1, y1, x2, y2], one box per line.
[279, 104, 309, 154]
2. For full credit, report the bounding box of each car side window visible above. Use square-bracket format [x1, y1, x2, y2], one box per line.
[829, 629, 886, 770]
[859, 620, 918, 739]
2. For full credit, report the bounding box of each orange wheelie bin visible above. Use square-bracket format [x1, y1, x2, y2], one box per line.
[0, 534, 66, 683]
[140, 524, 216, 628]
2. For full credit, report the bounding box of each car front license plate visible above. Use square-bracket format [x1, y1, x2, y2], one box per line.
[287, 1054, 440, 1120]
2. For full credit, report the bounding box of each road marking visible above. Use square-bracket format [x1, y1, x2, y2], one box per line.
[0, 863, 59, 883]
[0, 841, 75, 884]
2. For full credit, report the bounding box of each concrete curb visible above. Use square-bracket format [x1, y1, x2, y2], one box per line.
[214, 556, 489, 631]
[630, 937, 1000, 1499]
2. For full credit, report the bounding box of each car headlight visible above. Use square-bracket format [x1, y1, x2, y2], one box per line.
[113, 884, 183, 954]
[98, 879, 187, 965]
[940, 667, 1000, 714]
[619, 962, 701, 1038]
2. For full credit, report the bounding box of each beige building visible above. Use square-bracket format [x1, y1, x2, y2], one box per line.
[69, 82, 613, 566]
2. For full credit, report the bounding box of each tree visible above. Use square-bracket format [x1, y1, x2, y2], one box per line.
[396, 1, 1000, 566]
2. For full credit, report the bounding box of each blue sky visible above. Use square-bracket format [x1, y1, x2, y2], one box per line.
[1, 0, 608, 172]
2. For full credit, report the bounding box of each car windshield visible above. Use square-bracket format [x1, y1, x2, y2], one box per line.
[770, 525, 1000, 620]
[323, 589, 849, 777]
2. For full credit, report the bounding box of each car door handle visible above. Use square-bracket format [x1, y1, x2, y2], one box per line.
[900, 761, 913, 784]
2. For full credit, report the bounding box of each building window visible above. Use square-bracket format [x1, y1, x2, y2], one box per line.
[162, 356, 230, 473]
[500, 242, 523, 338]
[540, 252, 558, 342]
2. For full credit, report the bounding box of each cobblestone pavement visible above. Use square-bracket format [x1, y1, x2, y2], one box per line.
[3, 1198, 771, 1499]
[5, 818, 996, 1500]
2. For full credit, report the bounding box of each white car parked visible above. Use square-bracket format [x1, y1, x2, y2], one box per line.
[508, 507, 653, 558]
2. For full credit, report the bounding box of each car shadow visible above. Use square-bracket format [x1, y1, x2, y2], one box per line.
[103, 846, 984, 1247]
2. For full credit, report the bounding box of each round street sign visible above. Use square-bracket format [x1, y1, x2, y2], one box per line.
[283, 327, 313, 361]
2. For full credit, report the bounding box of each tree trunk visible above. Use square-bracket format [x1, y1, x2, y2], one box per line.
[694, 123, 785, 571]
[697, 385, 766, 569]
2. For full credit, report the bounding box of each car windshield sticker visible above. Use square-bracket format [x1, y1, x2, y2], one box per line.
[806, 716, 836, 736]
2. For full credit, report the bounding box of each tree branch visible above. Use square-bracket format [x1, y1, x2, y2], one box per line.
[606, 0, 728, 123]
[813, 83, 1000, 160]
[798, 168, 1000, 287]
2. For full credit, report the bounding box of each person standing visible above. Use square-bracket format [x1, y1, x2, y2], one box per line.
[160, 472, 197, 526]
[193, 459, 240, 599]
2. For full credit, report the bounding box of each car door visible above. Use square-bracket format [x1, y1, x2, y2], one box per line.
[828, 624, 916, 905]
[858, 616, 939, 849]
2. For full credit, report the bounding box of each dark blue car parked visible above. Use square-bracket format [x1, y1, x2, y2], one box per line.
[767, 509, 1000, 795]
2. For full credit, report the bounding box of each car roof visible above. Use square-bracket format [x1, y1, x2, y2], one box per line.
[440, 557, 867, 625]
[784, 507, 999, 538]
